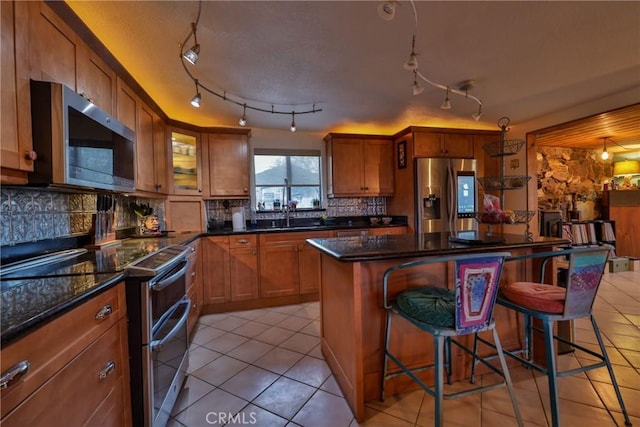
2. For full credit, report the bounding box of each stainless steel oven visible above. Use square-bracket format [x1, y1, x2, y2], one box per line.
[126, 244, 192, 427]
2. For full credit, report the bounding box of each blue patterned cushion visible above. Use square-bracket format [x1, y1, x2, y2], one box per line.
[396, 286, 455, 328]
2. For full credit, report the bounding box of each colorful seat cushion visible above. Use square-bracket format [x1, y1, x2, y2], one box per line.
[396, 286, 455, 328]
[501, 282, 566, 313]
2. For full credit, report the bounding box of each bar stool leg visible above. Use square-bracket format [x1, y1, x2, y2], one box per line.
[591, 316, 632, 426]
[492, 328, 523, 426]
[381, 310, 393, 401]
[434, 334, 445, 427]
[470, 333, 480, 384]
[543, 319, 561, 427]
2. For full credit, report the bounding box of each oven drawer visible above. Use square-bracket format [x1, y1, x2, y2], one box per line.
[2, 320, 129, 427]
[1, 282, 126, 418]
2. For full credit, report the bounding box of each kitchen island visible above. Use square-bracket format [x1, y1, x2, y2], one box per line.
[306, 232, 569, 422]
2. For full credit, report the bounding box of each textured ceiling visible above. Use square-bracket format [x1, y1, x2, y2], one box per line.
[66, 1, 640, 153]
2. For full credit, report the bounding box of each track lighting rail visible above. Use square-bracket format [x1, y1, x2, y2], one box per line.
[179, 0, 321, 130]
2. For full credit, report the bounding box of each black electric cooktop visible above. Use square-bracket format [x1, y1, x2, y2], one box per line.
[0, 242, 163, 281]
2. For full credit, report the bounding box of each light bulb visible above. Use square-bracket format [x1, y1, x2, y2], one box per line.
[290, 113, 296, 132]
[601, 149, 609, 160]
[239, 105, 247, 126]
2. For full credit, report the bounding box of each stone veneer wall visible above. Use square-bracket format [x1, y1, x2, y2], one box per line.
[537, 147, 613, 220]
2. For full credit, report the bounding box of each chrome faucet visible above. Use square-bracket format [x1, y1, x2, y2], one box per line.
[283, 205, 291, 227]
[283, 178, 291, 227]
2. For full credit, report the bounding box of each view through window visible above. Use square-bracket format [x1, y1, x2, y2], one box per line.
[254, 150, 321, 211]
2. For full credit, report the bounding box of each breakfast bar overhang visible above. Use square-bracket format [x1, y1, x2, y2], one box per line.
[306, 232, 569, 422]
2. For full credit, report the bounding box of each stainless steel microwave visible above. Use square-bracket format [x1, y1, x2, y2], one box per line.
[29, 80, 136, 193]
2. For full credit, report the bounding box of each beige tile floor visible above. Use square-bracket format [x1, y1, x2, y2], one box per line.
[169, 269, 639, 426]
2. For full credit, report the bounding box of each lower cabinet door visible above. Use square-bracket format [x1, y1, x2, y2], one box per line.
[229, 247, 259, 301]
[259, 242, 300, 298]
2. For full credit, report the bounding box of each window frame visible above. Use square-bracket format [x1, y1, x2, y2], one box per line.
[253, 148, 322, 212]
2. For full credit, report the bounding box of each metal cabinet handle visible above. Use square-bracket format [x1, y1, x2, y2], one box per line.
[95, 305, 113, 320]
[237, 239, 249, 244]
[98, 361, 116, 380]
[1, 360, 30, 389]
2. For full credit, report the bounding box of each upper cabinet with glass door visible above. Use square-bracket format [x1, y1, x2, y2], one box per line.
[170, 129, 202, 195]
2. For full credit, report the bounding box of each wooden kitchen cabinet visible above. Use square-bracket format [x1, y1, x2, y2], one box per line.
[229, 235, 259, 301]
[186, 239, 202, 338]
[170, 129, 203, 195]
[1, 1, 34, 179]
[259, 231, 331, 297]
[203, 129, 251, 198]
[202, 236, 231, 305]
[0, 282, 131, 426]
[201, 235, 258, 304]
[115, 76, 137, 136]
[77, 46, 117, 116]
[135, 102, 169, 194]
[325, 133, 394, 197]
[413, 132, 474, 158]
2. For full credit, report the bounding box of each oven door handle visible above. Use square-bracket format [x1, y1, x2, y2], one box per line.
[150, 298, 191, 352]
[151, 260, 189, 292]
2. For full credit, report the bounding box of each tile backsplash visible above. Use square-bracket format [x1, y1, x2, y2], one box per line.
[0, 187, 164, 246]
[0, 187, 385, 246]
[205, 197, 386, 223]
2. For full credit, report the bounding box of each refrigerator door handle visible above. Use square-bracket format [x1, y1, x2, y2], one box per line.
[446, 161, 455, 232]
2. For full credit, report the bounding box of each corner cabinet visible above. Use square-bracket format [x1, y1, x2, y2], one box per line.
[203, 129, 252, 198]
[325, 133, 394, 197]
[169, 128, 203, 196]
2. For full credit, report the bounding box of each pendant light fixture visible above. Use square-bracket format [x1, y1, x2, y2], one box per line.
[179, 1, 321, 130]
[601, 137, 609, 160]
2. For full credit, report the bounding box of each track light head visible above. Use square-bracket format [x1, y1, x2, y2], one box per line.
[239, 104, 247, 126]
[190, 92, 201, 108]
[183, 44, 200, 65]
[440, 88, 451, 109]
[472, 105, 483, 121]
[377, 1, 397, 21]
[403, 35, 419, 71]
[290, 113, 296, 132]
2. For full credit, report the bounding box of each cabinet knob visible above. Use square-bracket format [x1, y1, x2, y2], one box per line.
[243, 188, 248, 193]
[24, 151, 37, 161]
[98, 360, 116, 380]
[1, 360, 30, 389]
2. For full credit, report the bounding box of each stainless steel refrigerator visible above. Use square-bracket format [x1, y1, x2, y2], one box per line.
[415, 158, 477, 234]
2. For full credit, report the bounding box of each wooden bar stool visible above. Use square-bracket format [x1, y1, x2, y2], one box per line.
[482, 245, 632, 427]
[381, 252, 522, 427]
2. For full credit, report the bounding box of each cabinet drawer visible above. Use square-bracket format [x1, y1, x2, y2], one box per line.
[2, 320, 129, 426]
[229, 234, 257, 248]
[0, 282, 126, 418]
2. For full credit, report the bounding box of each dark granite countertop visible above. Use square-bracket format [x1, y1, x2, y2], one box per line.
[306, 232, 571, 262]
[1, 222, 408, 346]
[0, 235, 200, 346]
